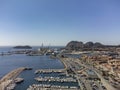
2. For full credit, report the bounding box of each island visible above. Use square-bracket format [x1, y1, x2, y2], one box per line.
[13, 45, 32, 49]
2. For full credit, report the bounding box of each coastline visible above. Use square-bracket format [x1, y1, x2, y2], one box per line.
[58, 57, 68, 70]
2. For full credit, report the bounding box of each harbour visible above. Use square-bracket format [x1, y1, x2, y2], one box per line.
[0, 46, 68, 90]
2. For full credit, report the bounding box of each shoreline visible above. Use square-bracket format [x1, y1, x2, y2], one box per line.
[58, 57, 68, 70]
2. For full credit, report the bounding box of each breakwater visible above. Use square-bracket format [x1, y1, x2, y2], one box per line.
[0, 67, 25, 90]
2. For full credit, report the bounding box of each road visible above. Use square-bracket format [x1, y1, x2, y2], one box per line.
[62, 58, 92, 90]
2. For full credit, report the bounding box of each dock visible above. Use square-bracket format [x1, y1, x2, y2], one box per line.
[27, 84, 79, 90]
[35, 69, 65, 74]
[35, 76, 77, 83]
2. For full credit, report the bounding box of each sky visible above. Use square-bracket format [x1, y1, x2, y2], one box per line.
[0, 0, 120, 46]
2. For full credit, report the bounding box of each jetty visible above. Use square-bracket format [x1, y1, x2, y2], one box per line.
[35, 69, 65, 74]
[35, 76, 77, 83]
[0, 67, 25, 90]
[27, 84, 79, 90]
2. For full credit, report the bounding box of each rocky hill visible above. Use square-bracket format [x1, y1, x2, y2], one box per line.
[65, 41, 104, 50]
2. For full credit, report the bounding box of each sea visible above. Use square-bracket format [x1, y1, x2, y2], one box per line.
[0, 46, 78, 90]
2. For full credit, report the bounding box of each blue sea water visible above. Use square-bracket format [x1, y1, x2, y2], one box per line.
[0, 46, 78, 90]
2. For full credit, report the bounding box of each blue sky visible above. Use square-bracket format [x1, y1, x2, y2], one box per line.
[0, 0, 120, 46]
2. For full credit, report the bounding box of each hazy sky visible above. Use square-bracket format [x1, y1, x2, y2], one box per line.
[0, 0, 120, 46]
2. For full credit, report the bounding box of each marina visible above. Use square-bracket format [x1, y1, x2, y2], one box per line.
[0, 49, 65, 90]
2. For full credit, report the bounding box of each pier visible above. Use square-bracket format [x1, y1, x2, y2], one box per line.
[35, 69, 66, 74]
[35, 76, 77, 83]
[27, 84, 79, 90]
[0, 67, 25, 90]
